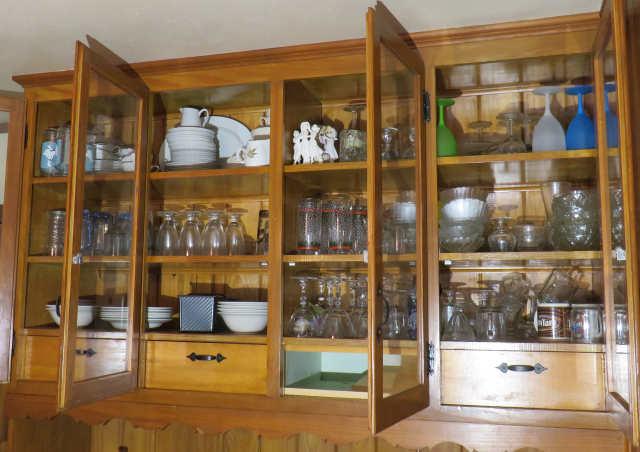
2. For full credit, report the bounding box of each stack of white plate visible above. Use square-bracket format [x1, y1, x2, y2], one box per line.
[164, 126, 218, 169]
[46, 303, 97, 327]
[99, 306, 174, 330]
[217, 301, 267, 333]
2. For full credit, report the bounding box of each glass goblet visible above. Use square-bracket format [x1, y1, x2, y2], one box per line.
[287, 276, 318, 338]
[155, 211, 179, 256]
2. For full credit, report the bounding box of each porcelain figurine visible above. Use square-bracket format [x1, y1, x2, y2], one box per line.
[319, 125, 339, 162]
[293, 121, 325, 164]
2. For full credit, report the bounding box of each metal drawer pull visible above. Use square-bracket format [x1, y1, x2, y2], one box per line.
[187, 352, 226, 363]
[496, 362, 547, 374]
[75, 348, 97, 357]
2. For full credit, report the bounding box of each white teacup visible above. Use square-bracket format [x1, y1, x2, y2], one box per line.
[228, 139, 270, 167]
[179, 107, 209, 127]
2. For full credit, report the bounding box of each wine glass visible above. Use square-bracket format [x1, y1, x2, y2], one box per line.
[532, 86, 566, 152]
[321, 276, 355, 339]
[339, 103, 366, 162]
[155, 211, 179, 256]
[495, 112, 527, 153]
[227, 209, 247, 255]
[287, 276, 318, 338]
[565, 85, 595, 150]
[465, 120, 494, 155]
[179, 210, 202, 256]
[437, 98, 457, 157]
[381, 127, 399, 161]
[351, 276, 368, 338]
[201, 209, 227, 256]
[605, 82, 619, 148]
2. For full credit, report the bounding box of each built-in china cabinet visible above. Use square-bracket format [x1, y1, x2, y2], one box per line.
[1, 0, 640, 450]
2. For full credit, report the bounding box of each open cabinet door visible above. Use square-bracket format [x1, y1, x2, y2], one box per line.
[58, 40, 148, 409]
[366, 2, 428, 433]
[593, 0, 640, 445]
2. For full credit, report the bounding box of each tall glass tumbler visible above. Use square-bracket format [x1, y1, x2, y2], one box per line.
[325, 194, 353, 254]
[351, 198, 368, 254]
[45, 209, 66, 257]
[296, 198, 322, 255]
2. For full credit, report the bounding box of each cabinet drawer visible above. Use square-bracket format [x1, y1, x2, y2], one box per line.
[144, 341, 267, 394]
[19, 335, 127, 382]
[441, 349, 605, 411]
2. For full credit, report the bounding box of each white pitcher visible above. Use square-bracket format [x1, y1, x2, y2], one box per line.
[179, 107, 209, 127]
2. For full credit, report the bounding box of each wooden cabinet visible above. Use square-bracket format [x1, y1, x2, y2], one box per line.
[4, 0, 640, 450]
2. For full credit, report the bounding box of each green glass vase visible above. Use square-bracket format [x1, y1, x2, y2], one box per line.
[437, 98, 457, 157]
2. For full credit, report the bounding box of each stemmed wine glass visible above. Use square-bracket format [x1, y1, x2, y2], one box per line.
[201, 209, 227, 256]
[155, 211, 179, 256]
[339, 103, 366, 162]
[287, 276, 318, 338]
[495, 112, 527, 154]
[321, 276, 355, 339]
[227, 209, 247, 255]
[179, 210, 202, 256]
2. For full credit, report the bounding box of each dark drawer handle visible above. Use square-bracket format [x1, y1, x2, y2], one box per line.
[496, 362, 547, 374]
[187, 352, 226, 363]
[75, 348, 97, 358]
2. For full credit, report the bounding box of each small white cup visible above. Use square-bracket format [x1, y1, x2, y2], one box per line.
[242, 139, 270, 166]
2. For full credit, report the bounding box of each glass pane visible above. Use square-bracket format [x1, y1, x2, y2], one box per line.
[34, 100, 72, 178]
[603, 35, 630, 403]
[73, 69, 138, 382]
[378, 43, 420, 397]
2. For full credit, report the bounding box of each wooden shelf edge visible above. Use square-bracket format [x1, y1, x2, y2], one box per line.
[284, 159, 415, 174]
[143, 332, 267, 344]
[145, 255, 268, 265]
[85, 172, 135, 182]
[149, 166, 269, 180]
[20, 328, 127, 340]
[32, 176, 67, 185]
[26, 255, 63, 264]
[439, 250, 602, 261]
[283, 387, 367, 399]
[437, 149, 599, 166]
[283, 255, 365, 264]
[283, 337, 416, 353]
[440, 340, 604, 353]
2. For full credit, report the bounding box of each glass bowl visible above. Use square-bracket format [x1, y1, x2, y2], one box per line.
[513, 223, 547, 251]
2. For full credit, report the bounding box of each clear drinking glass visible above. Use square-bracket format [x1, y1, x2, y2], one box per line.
[45, 209, 66, 257]
[179, 210, 202, 256]
[321, 276, 355, 339]
[325, 194, 353, 254]
[296, 197, 322, 254]
[227, 209, 247, 255]
[201, 210, 227, 256]
[339, 104, 366, 162]
[350, 276, 368, 338]
[351, 198, 368, 254]
[495, 112, 527, 154]
[80, 209, 93, 255]
[91, 212, 113, 256]
[381, 127, 399, 160]
[442, 301, 476, 341]
[287, 276, 318, 338]
[155, 211, 179, 256]
[475, 306, 506, 341]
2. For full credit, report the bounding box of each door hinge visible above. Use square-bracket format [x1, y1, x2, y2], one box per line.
[422, 91, 431, 122]
[427, 341, 435, 376]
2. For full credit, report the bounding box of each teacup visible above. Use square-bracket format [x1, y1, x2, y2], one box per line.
[228, 139, 270, 167]
[179, 107, 209, 127]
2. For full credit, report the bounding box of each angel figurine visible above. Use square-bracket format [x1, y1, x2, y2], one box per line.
[318, 125, 339, 162]
[308, 123, 325, 163]
[293, 130, 303, 164]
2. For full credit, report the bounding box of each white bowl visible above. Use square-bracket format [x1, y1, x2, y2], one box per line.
[220, 312, 267, 333]
[46, 306, 96, 327]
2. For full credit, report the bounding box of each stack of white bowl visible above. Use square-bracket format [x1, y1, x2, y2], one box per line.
[46, 301, 97, 327]
[217, 301, 267, 333]
[164, 126, 218, 169]
[99, 306, 174, 330]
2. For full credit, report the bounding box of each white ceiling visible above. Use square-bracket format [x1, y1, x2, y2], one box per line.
[2, 0, 601, 92]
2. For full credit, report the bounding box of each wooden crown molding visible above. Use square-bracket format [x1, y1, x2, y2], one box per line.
[12, 12, 600, 90]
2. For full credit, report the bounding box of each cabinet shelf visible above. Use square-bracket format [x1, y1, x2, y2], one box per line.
[440, 250, 602, 262]
[283, 337, 416, 354]
[437, 149, 612, 187]
[21, 327, 127, 340]
[440, 340, 604, 353]
[146, 255, 268, 265]
[26, 255, 132, 264]
[283, 159, 415, 174]
[27, 255, 63, 264]
[149, 166, 269, 200]
[32, 176, 67, 185]
[143, 331, 266, 344]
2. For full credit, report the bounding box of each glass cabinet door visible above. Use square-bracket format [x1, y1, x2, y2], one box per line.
[58, 42, 148, 409]
[594, 0, 640, 441]
[366, 2, 428, 433]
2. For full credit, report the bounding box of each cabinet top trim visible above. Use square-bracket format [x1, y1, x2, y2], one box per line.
[13, 12, 599, 89]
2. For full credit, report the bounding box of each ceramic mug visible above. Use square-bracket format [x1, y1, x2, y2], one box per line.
[179, 107, 209, 127]
[229, 139, 270, 167]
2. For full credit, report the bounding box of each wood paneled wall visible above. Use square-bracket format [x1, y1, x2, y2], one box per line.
[4, 416, 550, 452]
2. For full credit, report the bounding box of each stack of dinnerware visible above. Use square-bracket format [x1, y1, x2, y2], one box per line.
[46, 300, 97, 327]
[217, 301, 267, 333]
[164, 126, 219, 169]
[99, 306, 174, 330]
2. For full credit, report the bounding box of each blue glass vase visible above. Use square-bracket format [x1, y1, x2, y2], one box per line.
[565, 85, 595, 150]
[605, 83, 619, 148]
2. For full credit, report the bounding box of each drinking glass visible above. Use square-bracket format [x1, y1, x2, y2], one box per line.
[565, 85, 596, 150]
[495, 112, 527, 153]
[80, 209, 93, 255]
[442, 301, 476, 341]
[351, 198, 368, 254]
[381, 127, 399, 161]
[201, 210, 227, 256]
[325, 194, 353, 254]
[351, 276, 368, 338]
[463, 120, 495, 155]
[287, 276, 318, 338]
[113, 212, 131, 256]
[227, 209, 247, 255]
[45, 209, 66, 257]
[179, 210, 202, 256]
[321, 277, 355, 339]
[440, 288, 456, 332]
[437, 98, 457, 156]
[155, 211, 179, 256]
[339, 103, 366, 161]
[296, 197, 321, 255]
[401, 127, 416, 159]
[92, 212, 113, 256]
[615, 305, 629, 345]
[475, 307, 506, 341]
[532, 86, 566, 151]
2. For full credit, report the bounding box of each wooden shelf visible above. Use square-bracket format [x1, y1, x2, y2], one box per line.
[149, 166, 269, 200]
[440, 341, 604, 353]
[146, 255, 268, 265]
[83, 256, 131, 264]
[437, 149, 607, 187]
[85, 172, 135, 182]
[27, 255, 63, 264]
[20, 327, 127, 340]
[284, 159, 414, 174]
[143, 332, 266, 344]
[283, 337, 416, 354]
[32, 176, 67, 185]
[283, 254, 365, 264]
[439, 250, 602, 262]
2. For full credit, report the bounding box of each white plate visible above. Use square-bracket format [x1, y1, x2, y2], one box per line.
[204, 116, 251, 158]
